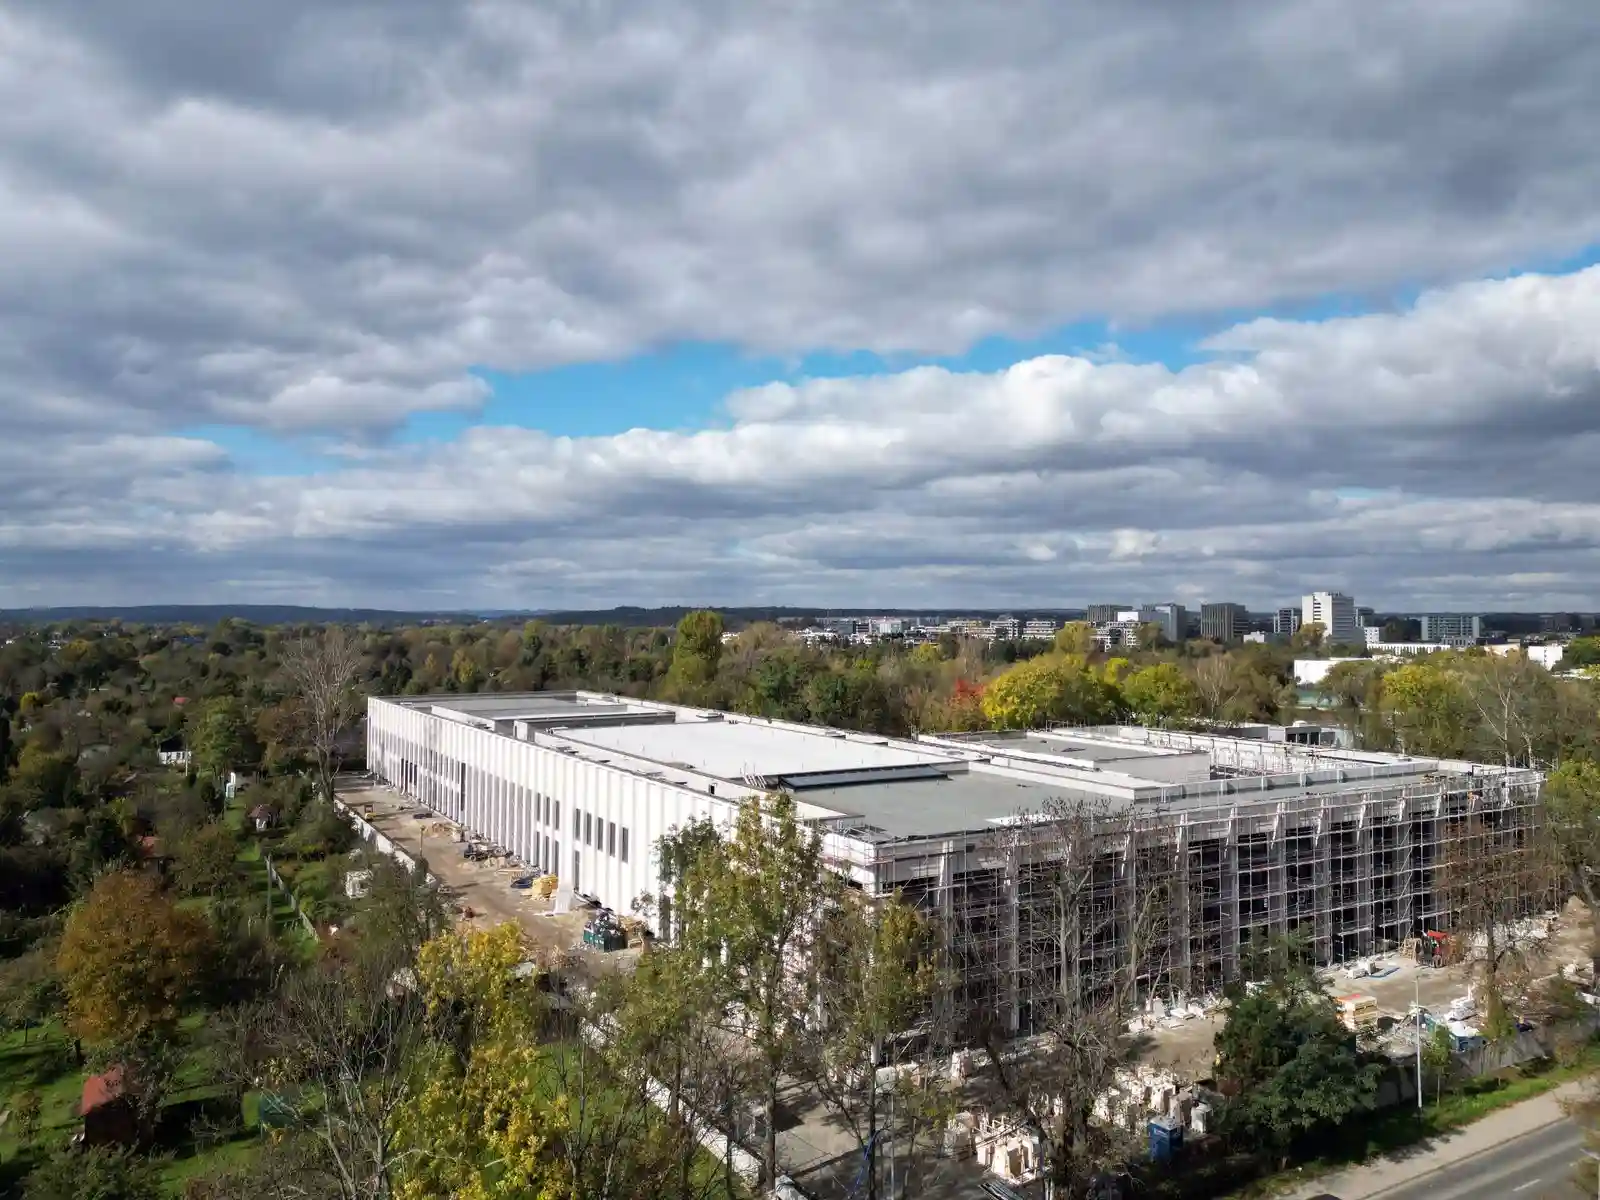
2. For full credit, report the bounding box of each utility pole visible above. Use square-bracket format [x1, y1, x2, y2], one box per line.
[1413, 971, 1423, 1111]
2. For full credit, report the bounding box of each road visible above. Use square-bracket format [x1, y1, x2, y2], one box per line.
[1373, 1120, 1590, 1200]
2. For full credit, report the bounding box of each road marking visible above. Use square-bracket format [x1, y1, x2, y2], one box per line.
[1511, 1179, 1541, 1192]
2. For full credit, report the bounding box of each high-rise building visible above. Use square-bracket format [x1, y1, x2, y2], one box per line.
[1417, 614, 1482, 644]
[1201, 602, 1250, 643]
[1086, 604, 1126, 625]
[1302, 592, 1360, 647]
[1273, 607, 1302, 637]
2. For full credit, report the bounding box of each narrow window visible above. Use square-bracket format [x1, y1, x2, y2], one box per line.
[620, 827, 629, 864]
[607, 821, 616, 856]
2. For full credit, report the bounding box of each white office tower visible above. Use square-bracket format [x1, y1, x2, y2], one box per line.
[1302, 592, 1359, 647]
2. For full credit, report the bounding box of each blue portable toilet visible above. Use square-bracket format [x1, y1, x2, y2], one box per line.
[1148, 1117, 1183, 1162]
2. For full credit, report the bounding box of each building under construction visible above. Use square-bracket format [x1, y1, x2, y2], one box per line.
[367, 693, 1543, 1036]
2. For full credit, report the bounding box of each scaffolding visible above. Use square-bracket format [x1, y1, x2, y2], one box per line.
[885, 758, 1544, 1037]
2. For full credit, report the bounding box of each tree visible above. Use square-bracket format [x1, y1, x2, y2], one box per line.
[1052, 622, 1097, 657]
[1290, 622, 1326, 653]
[279, 628, 366, 805]
[57, 870, 213, 1045]
[1378, 661, 1473, 757]
[189, 696, 251, 780]
[1563, 637, 1600, 669]
[172, 821, 240, 899]
[802, 891, 959, 1199]
[1214, 955, 1381, 1166]
[676, 792, 838, 1185]
[0, 944, 64, 1044]
[1543, 759, 1600, 978]
[982, 655, 1115, 730]
[220, 939, 428, 1200]
[1192, 654, 1240, 722]
[393, 923, 565, 1200]
[668, 610, 724, 695]
[22, 1146, 163, 1200]
[1421, 1023, 1455, 1105]
[969, 795, 1177, 1198]
[1121, 663, 1200, 726]
[8, 1087, 42, 1146]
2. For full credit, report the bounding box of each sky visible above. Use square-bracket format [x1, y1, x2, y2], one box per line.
[3, 1, 1600, 613]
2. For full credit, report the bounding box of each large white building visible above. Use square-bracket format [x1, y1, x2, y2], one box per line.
[368, 692, 1541, 1029]
[1302, 592, 1360, 647]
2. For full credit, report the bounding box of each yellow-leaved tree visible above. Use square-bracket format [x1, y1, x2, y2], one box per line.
[980, 654, 1118, 730]
[394, 922, 565, 1200]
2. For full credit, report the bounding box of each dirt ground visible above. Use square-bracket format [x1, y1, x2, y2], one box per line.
[1136, 899, 1597, 1079]
[338, 779, 631, 963]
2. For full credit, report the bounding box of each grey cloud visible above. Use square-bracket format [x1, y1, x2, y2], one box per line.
[4, 268, 1600, 609]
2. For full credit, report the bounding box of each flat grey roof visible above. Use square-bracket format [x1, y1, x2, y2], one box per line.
[800, 770, 1071, 839]
[961, 731, 1189, 765]
[560, 720, 953, 781]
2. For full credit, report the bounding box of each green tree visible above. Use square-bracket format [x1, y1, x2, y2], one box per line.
[0, 944, 64, 1044]
[1544, 758, 1600, 978]
[12, 744, 77, 809]
[172, 821, 240, 899]
[1290, 621, 1326, 653]
[1121, 663, 1201, 726]
[1563, 637, 1600, 669]
[1052, 622, 1097, 657]
[1378, 661, 1474, 757]
[9, 1086, 42, 1146]
[677, 793, 838, 1184]
[190, 696, 252, 780]
[668, 610, 725, 694]
[22, 1146, 162, 1200]
[1214, 963, 1381, 1165]
[1421, 1023, 1455, 1105]
[57, 870, 213, 1045]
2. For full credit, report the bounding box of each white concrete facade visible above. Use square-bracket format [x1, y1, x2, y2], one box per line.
[1302, 591, 1360, 647]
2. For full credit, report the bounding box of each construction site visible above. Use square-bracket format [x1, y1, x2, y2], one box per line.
[908, 726, 1547, 1034]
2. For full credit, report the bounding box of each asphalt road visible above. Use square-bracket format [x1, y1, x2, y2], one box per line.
[1372, 1119, 1591, 1200]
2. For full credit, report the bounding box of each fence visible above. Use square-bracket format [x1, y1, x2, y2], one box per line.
[332, 794, 438, 885]
[262, 854, 320, 941]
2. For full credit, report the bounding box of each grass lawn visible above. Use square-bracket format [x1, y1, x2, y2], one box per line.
[0, 1022, 85, 1174]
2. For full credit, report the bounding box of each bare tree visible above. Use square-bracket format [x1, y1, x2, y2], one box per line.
[966, 795, 1178, 1200]
[1436, 804, 1554, 1037]
[281, 627, 366, 804]
[1461, 651, 1554, 768]
[216, 942, 428, 1200]
[1192, 654, 1239, 723]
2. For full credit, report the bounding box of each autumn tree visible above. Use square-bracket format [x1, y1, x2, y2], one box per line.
[57, 870, 212, 1046]
[1378, 661, 1473, 757]
[393, 923, 565, 1200]
[220, 937, 428, 1200]
[280, 627, 366, 804]
[1192, 654, 1240, 723]
[802, 890, 959, 1199]
[1121, 662, 1200, 726]
[982, 655, 1116, 730]
[969, 796, 1177, 1198]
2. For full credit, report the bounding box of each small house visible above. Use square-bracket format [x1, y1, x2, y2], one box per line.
[248, 804, 277, 832]
[80, 1067, 137, 1147]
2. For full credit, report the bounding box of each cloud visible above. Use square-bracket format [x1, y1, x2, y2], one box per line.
[2, 266, 1598, 608]
[4, 0, 1600, 443]
[4, 2, 1600, 607]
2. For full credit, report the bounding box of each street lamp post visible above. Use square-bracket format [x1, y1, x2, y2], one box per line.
[1414, 973, 1423, 1112]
